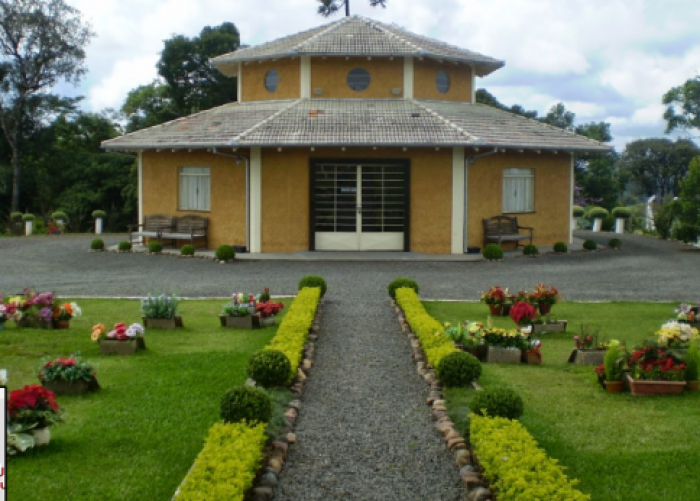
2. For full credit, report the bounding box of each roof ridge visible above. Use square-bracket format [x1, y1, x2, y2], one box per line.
[232, 99, 303, 144]
[412, 99, 480, 144]
[293, 15, 353, 52]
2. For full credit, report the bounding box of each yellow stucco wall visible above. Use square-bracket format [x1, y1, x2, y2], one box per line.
[310, 57, 403, 98]
[467, 152, 571, 249]
[414, 59, 472, 102]
[241, 58, 300, 102]
[142, 150, 248, 249]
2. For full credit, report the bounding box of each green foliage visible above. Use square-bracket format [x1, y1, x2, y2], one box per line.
[437, 351, 482, 387]
[318, 0, 388, 17]
[587, 207, 609, 219]
[674, 223, 699, 243]
[51, 210, 68, 221]
[612, 207, 631, 219]
[215, 244, 235, 261]
[654, 198, 682, 239]
[92, 210, 106, 218]
[608, 238, 622, 249]
[176, 421, 266, 501]
[676, 157, 700, 240]
[572, 206, 585, 217]
[387, 277, 419, 299]
[90, 239, 104, 250]
[148, 241, 163, 253]
[298, 275, 327, 297]
[219, 385, 272, 425]
[604, 343, 625, 382]
[582, 240, 597, 251]
[553, 242, 568, 253]
[523, 244, 539, 256]
[246, 350, 292, 388]
[141, 293, 181, 319]
[663, 75, 700, 134]
[483, 244, 503, 261]
[10, 212, 23, 220]
[38, 355, 96, 383]
[118, 241, 132, 251]
[471, 387, 524, 420]
[684, 341, 699, 382]
[122, 81, 182, 133]
[475, 88, 539, 119]
[470, 415, 590, 500]
[21, 213, 35, 221]
[180, 244, 195, 256]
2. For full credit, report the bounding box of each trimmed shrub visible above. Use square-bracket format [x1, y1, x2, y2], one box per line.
[51, 210, 68, 221]
[118, 241, 132, 252]
[10, 212, 23, 221]
[219, 385, 272, 425]
[523, 244, 539, 256]
[180, 244, 195, 256]
[553, 242, 568, 253]
[215, 244, 235, 261]
[483, 243, 503, 261]
[21, 213, 35, 221]
[471, 386, 524, 420]
[388, 277, 419, 299]
[298, 275, 327, 297]
[684, 342, 699, 382]
[611, 207, 631, 219]
[582, 239, 597, 251]
[674, 223, 699, 243]
[572, 205, 585, 217]
[587, 207, 609, 220]
[91, 239, 105, 250]
[437, 351, 482, 387]
[91, 209, 106, 219]
[246, 350, 292, 388]
[608, 238, 622, 249]
[148, 241, 163, 253]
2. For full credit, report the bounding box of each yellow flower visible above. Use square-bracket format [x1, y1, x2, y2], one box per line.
[91, 330, 101, 342]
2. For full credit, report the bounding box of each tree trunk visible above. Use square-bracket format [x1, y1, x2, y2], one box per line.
[10, 131, 21, 213]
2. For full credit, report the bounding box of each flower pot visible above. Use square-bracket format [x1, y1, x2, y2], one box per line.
[260, 316, 275, 327]
[532, 321, 567, 334]
[627, 374, 686, 396]
[604, 380, 624, 393]
[486, 346, 522, 364]
[95, 217, 103, 234]
[686, 381, 699, 392]
[538, 304, 552, 316]
[592, 217, 603, 232]
[571, 349, 607, 365]
[54, 319, 70, 329]
[219, 315, 260, 329]
[526, 352, 542, 365]
[142, 316, 183, 329]
[42, 378, 100, 395]
[488, 304, 503, 316]
[615, 218, 625, 234]
[31, 427, 51, 446]
[99, 337, 146, 355]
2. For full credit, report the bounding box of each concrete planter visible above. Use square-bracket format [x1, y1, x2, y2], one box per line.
[615, 218, 625, 234]
[532, 321, 567, 334]
[99, 337, 146, 355]
[569, 349, 606, 365]
[95, 217, 103, 234]
[219, 315, 260, 329]
[486, 346, 522, 364]
[25, 220, 33, 236]
[592, 218, 603, 232]
[42, 378, 100, 395]
[142, 316, 183, 329]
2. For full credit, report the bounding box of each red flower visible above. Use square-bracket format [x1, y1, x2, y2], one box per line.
[510, 301, 537, 325]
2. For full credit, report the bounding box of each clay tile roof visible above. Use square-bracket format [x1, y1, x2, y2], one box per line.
[211, 15, 504, 77]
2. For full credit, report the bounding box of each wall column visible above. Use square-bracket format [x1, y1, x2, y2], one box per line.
[250, 147, 262, 253]
[569, 152, 574, 244]
[137, 151, 143, 226]
[403, 56, 414, 99]
[301, 56, 311, 98]
[451, 147, 465, 254]
[237, 63, 242, 103]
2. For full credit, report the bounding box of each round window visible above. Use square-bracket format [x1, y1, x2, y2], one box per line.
[347, 68, 370, 91]
[265, 70, 279, 92]
[436, 70, 450, 93]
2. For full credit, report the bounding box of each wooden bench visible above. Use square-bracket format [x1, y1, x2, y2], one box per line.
[129, 214, 175, 246]
[483, 215, 534, 249]
[161, 215, 209, 249]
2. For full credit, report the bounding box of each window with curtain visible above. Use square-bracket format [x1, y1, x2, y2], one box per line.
[503, 168, 534, 213]
[179, 167, 211, 211]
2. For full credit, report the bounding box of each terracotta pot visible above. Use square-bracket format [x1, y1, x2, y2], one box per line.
[686, 381, 699, 392]
[604, 380, 624, 393]
[627, 374, 686, 396]
[538, 304, 552, 316]
[488, 304, 503, 316]
[54, 320, 70, 329]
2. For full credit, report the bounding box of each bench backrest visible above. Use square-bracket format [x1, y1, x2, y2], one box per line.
[144, 214, 175, 231]
[175, 215, 208, 233]
[483, 215, 519, 235]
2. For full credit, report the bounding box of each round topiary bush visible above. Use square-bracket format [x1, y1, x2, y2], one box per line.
[470, 386, 524, 420]
[553, 242, 568, 253]
[51, 210, 68, 221]
[483, 243, 503, 261]
[246, 350, 292, 388]
[148, 241, 163, 253]
[572, 205, 585, 217]
[91, 239, 105, 250]
[587, 207, 609, 220]
[21, 213, 35, 221]
[523, 244, 539, 256]
[608, 238, 622, 249]
[92, 209, 106, 219]
[219, 385, 272, 424]
[387, 277, 419, 299]
[10, 211, 23, 221]
[437, 351, 482, 387]
[180, 244, 195, 256]
[298, 275, 327, 297]
[118, 241, 132, 252]
[611, 207, 631, 219]
[215, 244, 235, 261]
[583, 239, 598, 251]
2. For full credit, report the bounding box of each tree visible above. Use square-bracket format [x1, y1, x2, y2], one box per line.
[317, 0, 387, 17]
[122, 81, 181, 133]
[0, 0, 94, 213]
[475, 89, 538, 119]
[675, 156, 700, 242]
[663, 76, 700, 135]
[540, 103, 575, 130]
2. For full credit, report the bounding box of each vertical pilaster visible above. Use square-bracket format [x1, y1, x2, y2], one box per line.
[138, 151, 144, 226]
[452, 147, 465, 254]
[250, 147, 262, 253]
[237, 63, 242, 103]
[301, 56, 311, 98]
[403, 56, 414, 99]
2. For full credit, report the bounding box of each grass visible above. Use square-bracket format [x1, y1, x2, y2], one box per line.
[423, 301, 700, 501]
[3, 298, 291, 501]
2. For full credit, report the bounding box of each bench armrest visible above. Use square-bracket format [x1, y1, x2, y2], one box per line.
[127, 223, 144, 232]
[517, 225, 534, 231]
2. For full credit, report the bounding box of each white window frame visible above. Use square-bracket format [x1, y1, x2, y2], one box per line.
[503, 168, 534, 213]
[179, 166, 211, 211]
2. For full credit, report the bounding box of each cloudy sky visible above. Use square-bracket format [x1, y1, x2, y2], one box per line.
[60, 0, 700, 151]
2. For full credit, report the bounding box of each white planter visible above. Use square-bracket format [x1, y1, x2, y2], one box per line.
[571, 216, 578, 231]
[25, 220, 33, 236]
[614, 218, 625, 234]
[31, 427, 51, 446]
[592, 218, 603, 232]
[95, 217, 103, 234]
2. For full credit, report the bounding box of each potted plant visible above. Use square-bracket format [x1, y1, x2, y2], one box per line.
[684, 340, 699, 391]
[444, 320, 486, 360]
[92, 209, 106, 234]
[255, 300, 284, 327]
[8, 384, 63, 446]
[509, 301, 538, 329]
[141, 293, 183, 328]
[572, 205, 585, 231]
[38, 355, 99, 394]
[0, 296, 20, 330]
[587, 207, 609, 233]
[220, 293, 260, 329]
[612, 207, 631, 234]
[528, 283, 560, 316]
[569, 325, 608, 365]
[656, 320, 699, 351]
[7, 289, 56, 329]
[51, 301, 82, 329]
[481, 327, 529, 364]
[675, 303, 700, 328]
[526, 338, 542, 365]
[93, 322, 146, 355]
[603, 340, 626, 393]
[22, 213, 35, 236]
[480, 286, 508, 316]
[627, 341, 687, 395]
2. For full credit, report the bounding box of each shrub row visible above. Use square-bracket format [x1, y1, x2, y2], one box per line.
[470, 415, 590, 501]
[175, 421, 267, 501]
[395, 287, 458, 368]
[265, 286, 321, 382]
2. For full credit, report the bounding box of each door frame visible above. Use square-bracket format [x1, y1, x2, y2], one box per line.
[309, 158, 411, 251]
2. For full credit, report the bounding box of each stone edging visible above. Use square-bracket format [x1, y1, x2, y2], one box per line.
[392, 299, 495, 501]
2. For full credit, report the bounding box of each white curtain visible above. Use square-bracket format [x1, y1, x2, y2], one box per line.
[179, 167, 210, 210]
[503, 168, 534, 213]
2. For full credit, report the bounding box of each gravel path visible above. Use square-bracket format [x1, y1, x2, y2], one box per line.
[276, 296, 463, 501]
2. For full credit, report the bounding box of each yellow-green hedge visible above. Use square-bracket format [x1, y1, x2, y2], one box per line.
[395, 287, 458, 367]
[176, 421, 267, 501]
[266, 286, 321, 381]
[470, 415, 590, 501]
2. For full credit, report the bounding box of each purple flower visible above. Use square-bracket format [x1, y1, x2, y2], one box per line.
[39, 307, 53, 323]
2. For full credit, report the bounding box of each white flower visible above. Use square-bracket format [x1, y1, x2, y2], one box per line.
[125, 327, 136, 338]
[0, 368, 7, 385]
[520, 325, 533, 335]
[70, 302, 82, 317]
[129, 323, 145, 336]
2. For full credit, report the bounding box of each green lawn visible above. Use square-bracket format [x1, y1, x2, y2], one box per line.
[424, 301, 700, 501]
[3, 298, 289, 501]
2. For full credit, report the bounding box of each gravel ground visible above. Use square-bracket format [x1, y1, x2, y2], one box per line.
[1, 231, 699, 300]
[275, 297, 464, 501]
